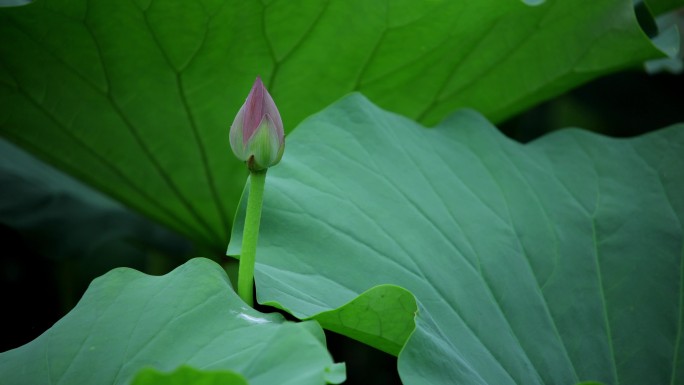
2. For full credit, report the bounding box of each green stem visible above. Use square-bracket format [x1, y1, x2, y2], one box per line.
[237, 169, 267, 307]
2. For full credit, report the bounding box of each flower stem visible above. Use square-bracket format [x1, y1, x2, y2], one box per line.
[237, 169, 267, 307]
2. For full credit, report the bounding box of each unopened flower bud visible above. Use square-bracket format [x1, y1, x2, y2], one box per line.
[229, 77, 285, 171]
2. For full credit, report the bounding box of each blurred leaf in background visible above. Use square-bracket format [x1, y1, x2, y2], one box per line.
[644, 0, 684, 15]
[0, 138, 191, 350]
[0, 0, 32, 7]
[0, 138, 191, 267]
[500, 0, 684, 141]
[499, 68, 684, 141]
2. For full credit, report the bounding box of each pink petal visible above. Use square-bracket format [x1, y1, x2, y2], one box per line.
[243, 77, 265, 144]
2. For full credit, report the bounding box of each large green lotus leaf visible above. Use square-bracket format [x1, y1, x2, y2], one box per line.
[0, 258, 344, 385]
[230, 94, 684, 384]
[0, 0, 672, 250]
[228, 195, 418, 357]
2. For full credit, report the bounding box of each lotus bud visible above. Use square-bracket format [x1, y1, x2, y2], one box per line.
[229, 77, 285, 171]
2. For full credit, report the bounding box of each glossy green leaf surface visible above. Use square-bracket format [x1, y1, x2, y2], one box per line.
[131, 366, 248, 385]
[232, 94, 684, 384]
[311, 285, 417, 357]
[0, 0, 670, 249]
[0, 258, 344, 385]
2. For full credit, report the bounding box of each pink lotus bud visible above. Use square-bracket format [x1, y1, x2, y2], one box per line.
[229, 77, 285, 171]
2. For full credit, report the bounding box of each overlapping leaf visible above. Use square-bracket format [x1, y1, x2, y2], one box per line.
[0, 0, 672, 249]
[131, 366, 248, 385]
[0, 258, 344, 385]
[231, 94, 684, 384]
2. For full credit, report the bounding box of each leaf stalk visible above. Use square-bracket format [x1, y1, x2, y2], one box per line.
[237, 169, 267, 307]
